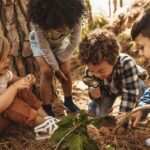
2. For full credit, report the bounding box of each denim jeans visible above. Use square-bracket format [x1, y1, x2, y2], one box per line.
[88, 78, 147, 117]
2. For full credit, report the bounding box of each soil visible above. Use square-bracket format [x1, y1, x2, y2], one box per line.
[0, 53, 150, 150]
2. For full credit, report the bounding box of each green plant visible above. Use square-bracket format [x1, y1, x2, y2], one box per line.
[51, 111, 116, 150]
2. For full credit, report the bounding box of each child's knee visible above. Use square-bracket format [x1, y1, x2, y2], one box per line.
[88, 101, 97, 116]
[41, 67, 53, 80]
[4, 99, 38, 127]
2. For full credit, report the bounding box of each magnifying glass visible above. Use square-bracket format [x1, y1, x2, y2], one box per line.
[82, 76, 99, 88]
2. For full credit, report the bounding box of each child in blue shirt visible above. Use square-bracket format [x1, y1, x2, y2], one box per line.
[130, 8, 150, 128]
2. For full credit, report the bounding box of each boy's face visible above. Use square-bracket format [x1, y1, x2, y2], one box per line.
[135, 33, 150, 60]
[0, 55, 10, 75]
[87, 61, 113, 80]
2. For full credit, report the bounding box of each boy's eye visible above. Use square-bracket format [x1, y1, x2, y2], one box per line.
[137, 45, 144, 51]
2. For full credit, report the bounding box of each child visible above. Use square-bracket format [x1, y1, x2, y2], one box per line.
[28, 0, 85, 116]
[79, 29, 147, 117]
[130, 7, 150, 128]
[0, 35, 58, 140]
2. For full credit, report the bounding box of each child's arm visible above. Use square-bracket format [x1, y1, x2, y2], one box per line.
[34, 25, 59, 71]
[57, 20, 82, 62]
[120, 59, 139, 112]
[0, 74, 36, 113]
[137, 88, 150, 117]
[0, 76, 32, 113]
[8, 74, 20, 85]
[130, 88, 150, 127]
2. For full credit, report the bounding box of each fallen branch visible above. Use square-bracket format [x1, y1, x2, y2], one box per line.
[114, 105, 150, 131]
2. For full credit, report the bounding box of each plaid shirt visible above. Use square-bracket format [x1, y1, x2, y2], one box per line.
[85, 53, 147, 112]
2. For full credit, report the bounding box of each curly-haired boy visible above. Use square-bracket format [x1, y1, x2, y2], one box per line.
[79, 29, 147, 117]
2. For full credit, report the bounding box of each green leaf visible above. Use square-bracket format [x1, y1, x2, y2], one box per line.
[61, 132, 75, 149]
[90, 116, 116, 128]
[79, 110, 88, 123]
[57, 116, 73, 127]
[84, 138, 99, 150]
[78, 125, 87, 135]
[51, 127, 73, 142]
[68, 134, 84, 150]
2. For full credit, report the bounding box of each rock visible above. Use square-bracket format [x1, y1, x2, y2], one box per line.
[145, 138, 150, 147]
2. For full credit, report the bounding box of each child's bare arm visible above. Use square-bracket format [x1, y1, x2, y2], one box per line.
[0, 76, 35, 113]
[8, 74, 20, 85]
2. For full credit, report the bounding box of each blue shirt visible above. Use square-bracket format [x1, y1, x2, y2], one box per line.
[138, 88, 150, 118]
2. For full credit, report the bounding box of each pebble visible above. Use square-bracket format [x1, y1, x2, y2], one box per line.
[145, 138, 150, 147]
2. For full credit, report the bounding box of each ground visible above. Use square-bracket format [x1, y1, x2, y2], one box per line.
[0, 53, 150, 150]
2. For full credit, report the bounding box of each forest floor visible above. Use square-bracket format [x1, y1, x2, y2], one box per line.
[0, 53, 150, 150]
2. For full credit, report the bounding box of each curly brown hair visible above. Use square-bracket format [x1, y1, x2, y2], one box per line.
[27, 0, 85, 31]
[79, 29, 120, 65]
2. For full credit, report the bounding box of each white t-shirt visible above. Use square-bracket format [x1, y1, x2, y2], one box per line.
[0, 70, 13, 94]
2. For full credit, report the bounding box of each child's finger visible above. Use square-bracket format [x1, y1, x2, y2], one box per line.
[132, 115, 141, 128]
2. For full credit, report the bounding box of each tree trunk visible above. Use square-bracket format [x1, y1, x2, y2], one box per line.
[85, 0, 93, 30]
[113, 0, 117, 13]
[0, 0, 40, 96]
[120, 0, 123, 7]
[108, 0, 111, 17]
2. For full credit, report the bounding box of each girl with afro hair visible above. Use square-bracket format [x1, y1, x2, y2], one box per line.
[28, 0, 85, 116]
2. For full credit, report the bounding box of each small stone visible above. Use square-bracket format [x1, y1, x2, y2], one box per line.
[145, 138, 150, 147]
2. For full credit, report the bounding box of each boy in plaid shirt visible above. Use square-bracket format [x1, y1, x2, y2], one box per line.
[79, 29, 147, 117]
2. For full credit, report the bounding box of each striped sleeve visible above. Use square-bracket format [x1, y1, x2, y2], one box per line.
[120, 59, 139, 112]
[57, 20, 82, 62]
[34, 25, 59, 71]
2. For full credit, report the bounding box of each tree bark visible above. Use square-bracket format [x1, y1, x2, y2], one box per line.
[85, 0, 93, 30]
[108, 0, 111, 17]
[120, 0, 123, 7]
[0, 0, 39, 94]
[113, 0, 117, 13]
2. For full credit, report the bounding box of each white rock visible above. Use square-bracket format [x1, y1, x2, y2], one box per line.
[145, 138, 150, 147]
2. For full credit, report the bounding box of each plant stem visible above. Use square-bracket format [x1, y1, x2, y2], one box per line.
[114, 105, 150, 131]
[54, 127, 77, 150]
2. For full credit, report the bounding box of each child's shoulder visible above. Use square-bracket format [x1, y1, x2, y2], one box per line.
[114, 53, 138, 74]
[119, 53, 135, 64]
[0, 70, 13, 83]
[116, 53, 136, 68]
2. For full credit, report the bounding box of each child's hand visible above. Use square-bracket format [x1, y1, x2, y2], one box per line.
[129, 111, 142, 128]
[13, 78, 31, 90]
[24, 74, 36, 84]
[116, 112, 127, 124]
[89, 87, 101, 99]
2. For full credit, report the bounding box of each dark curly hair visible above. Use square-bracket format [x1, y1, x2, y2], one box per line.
[27, 0, 85, 30]
[131, 8, 150, 40]
[79, 29, 120, 65]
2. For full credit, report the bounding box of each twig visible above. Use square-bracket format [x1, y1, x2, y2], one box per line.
[54, 127, 77, 150]
[114, 105, 150, 131]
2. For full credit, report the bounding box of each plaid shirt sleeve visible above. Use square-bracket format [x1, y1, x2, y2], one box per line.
[120, 59, 139, 112]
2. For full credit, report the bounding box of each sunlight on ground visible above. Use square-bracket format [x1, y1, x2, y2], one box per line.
[90, 0, 135, 16]
[73, 80, 88, 90]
